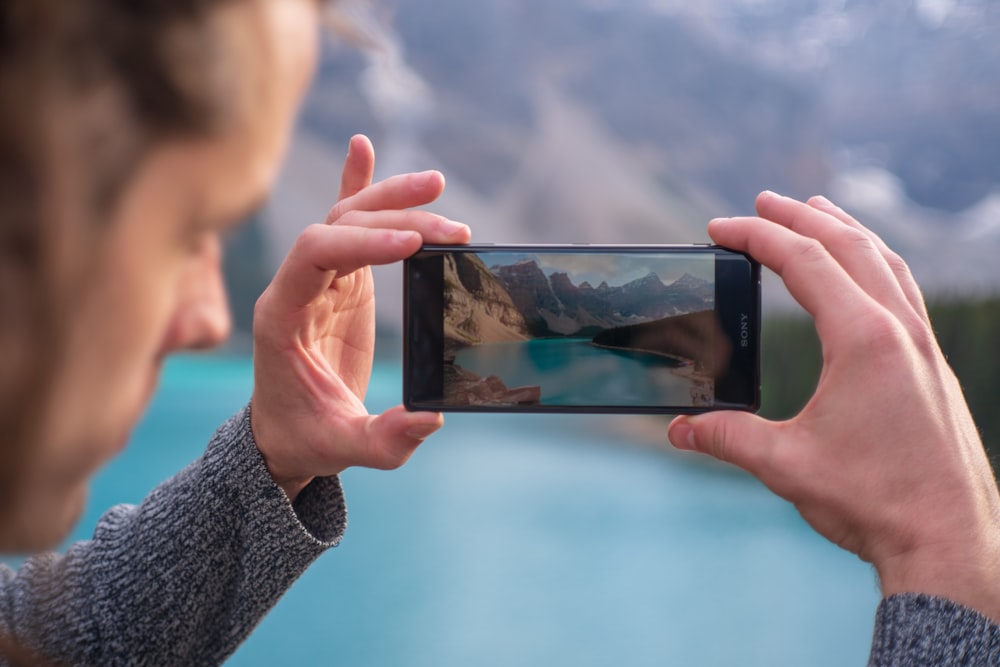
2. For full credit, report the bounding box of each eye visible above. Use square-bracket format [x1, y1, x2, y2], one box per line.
[185, 194, 265, 259]
[182, 222, 218, 257]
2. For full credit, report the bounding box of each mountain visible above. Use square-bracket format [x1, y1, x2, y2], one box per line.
[443, 253, 531, 353]
[491, 260, 563, 335]
[671, 272, 714, 301]
[245, 0, 1000, 337]
[438, 254, 715, 347]
[491, 260, 713, 336]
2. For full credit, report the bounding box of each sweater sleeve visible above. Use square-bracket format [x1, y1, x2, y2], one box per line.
[869, 593, 1000, 666]
[0, 404, 346, 667]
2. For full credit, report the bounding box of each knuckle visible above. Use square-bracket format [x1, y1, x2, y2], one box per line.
[844, 228, 877, 253]
[782, 237, 829, 279]
[859, 307, 895, 339]
[827, 224, 881, 261]
[287, 224, 336, 265]
[326, 197, 359, 224]
[298, 223, 328, 245]
[905, 313, 942, 359]
[702, 418, 743, 467]
[703, 419, 733, 462]
[794, 237, 827, 264]
[325, 202, 345, 223]
[882, 248, 912, 277]
[853, 307, 907, 356]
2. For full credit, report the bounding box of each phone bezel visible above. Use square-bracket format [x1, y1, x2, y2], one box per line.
[403, 244, 760, 414]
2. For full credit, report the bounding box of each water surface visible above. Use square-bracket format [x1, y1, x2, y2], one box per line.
[71, 355, 879, 666]
[454, 338, 693, 406]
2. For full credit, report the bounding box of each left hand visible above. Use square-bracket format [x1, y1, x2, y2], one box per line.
[250, 135, 470, 500]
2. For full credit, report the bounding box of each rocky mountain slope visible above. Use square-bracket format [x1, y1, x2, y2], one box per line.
[440, 250, 715, 347]
[482, 257, 713, 337]
[443, 253, 531, 350]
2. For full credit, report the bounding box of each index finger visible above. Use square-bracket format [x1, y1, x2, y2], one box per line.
[269, 224, 422, 309]
[805, 195, 931, 326]
[754, 192, 913, 319]
[708, 216, 879, 334]
[327, 170, 447, 225]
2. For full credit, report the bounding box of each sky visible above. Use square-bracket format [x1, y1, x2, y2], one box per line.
[483, 251, 715, 287]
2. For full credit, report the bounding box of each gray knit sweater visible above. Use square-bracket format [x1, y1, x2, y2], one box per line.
[2, 407, 999, 665]
[871, 594, 1000, 665]
[0, 406, 345, 666]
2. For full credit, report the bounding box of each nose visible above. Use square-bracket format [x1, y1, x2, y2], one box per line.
[167, 237, 232, 353]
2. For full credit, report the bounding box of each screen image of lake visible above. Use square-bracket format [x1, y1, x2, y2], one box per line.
[452, 338, 695, 407]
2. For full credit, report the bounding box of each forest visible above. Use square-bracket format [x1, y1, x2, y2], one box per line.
[761, 296, 1000, 473]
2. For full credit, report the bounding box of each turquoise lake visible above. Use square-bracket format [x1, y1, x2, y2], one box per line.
[67, 354, 878, 665]
[454, 338, 693, 407]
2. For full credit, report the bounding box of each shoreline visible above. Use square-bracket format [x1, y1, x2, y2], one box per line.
[589, 340, 690, 366]
[590, 341, 713, 388]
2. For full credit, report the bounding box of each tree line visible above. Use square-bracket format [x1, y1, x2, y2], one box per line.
[760, 296, 1000, 473]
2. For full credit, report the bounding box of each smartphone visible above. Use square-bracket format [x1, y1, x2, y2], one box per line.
[403, 244, 760, 414]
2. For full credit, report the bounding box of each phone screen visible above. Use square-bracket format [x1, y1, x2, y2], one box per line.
[404, 245, 760, 414]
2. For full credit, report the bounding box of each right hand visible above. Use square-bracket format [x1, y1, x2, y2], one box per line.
[668, 191, 1000, 621]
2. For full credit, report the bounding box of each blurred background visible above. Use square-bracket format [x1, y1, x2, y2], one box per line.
[85, 0, 1000, 664]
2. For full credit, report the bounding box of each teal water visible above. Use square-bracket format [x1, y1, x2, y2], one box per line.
[71, 355, 879, 666]
[454, 338, 692, 407]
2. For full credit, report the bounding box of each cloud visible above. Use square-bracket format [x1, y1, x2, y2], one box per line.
[485, 251, 714, 286]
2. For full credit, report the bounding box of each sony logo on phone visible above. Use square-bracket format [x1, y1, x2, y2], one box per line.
[740, 313, 750, 349]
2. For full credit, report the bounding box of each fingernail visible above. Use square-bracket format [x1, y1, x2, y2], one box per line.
[757, 190, 785, 207]
[810, 195, 834, 209]
[443, 219, 470, 236]
[406, 424, 439, 440]
[668, 421, 697, 451]
[405, 171, 440, 191]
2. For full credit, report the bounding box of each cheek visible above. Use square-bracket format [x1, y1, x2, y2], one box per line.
[102, 252, 184, 364]
[57, 241, 184, 430]
[25, 273, 173, 520]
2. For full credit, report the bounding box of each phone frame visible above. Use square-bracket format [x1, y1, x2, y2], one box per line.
[403, 244, 760, 414]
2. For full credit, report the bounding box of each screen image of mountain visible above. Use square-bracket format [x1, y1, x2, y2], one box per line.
[443, 252, 714, 342]
[440, 251, 716, 407]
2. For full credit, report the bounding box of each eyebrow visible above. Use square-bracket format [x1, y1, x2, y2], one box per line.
[221, 194, 270, 232]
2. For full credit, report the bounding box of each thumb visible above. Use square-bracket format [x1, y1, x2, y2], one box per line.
[358, 406, 444, 471]
[668, 411, 779, 479]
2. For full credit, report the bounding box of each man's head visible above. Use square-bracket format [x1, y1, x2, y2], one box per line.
[0, 0, 326, 551]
